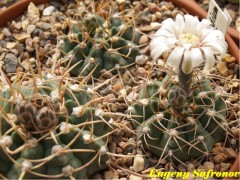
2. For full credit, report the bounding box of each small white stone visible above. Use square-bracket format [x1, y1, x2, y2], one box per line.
[42, 6, 57, 16]
[2, 28, 11, 37]
[135, 55, 148, 65]
[133, 154, 145, 172]
[27, 24, 36, 34]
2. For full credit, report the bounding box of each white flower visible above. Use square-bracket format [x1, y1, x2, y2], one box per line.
[150, 14, 227, 74]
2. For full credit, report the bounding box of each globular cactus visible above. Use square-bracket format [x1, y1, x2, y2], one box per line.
[129, 75, 229, 162]
[0, 73, 115, 179]
[59, 12, 140, 77]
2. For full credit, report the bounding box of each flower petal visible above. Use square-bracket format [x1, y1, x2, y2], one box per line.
[197, 19, 212, 37]
[150, 36, 167, 50]
[201, 47, 216, 71]
[183, 14, 199, 34]
[190, 48, 203, 68]
[182, 50, 193, 74]
[151, 45, 169, 61]
[203, 40, 228, 54]
[201, 30, 224, 42]
[161, 18, 178, 36]
[175, 14, 185, 35]
[167, 46, 185, 69]
[155, 29, 176, 38]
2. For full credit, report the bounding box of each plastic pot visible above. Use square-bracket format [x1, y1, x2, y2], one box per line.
[0, 0, 239, 178]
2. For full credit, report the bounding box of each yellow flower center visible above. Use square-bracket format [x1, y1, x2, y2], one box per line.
[178, 33, 200, 49]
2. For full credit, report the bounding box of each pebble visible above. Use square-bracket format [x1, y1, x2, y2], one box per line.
[224, 148, 238, 158]
[203, 162, 214, 170]
[177, 164, 186, 172]
[231, 127, 240, 138]
[223, 54, 236, 63]
[135, 55, 148, 65]
[133, 154, 145, 172]
[212, 146, 224, 153]
[42, 6, 57, 16]
[14, 22, 22, 30]
[139, 35, 149, 45]
[212, 153, 228, 163]
[2, 28, 11, 37]
[14, 33, 31, 42]
[27, 24, 36, 34]
[220, 163, 230, 172]
[21, 20, 29, 31]
[20, 60, 30, 71]
[4, 53, 18, 73]
[37, 22, 51, 30]
[217, 62, 228, 76]
[129, 174, 142, 180]
[187, 163, 195, 172]
[27, 2, 40, 22]
[6, 42, 16, 49]
[150, 22, 161, 30]
[104, 171, 119, 180]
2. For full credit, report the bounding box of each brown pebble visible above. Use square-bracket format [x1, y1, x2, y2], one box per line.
[14, 33, 31, 42]
[217, 62, 228, 76]
[139, 35, 149, 45]
[213, 153, 228, 163]
[231, 127, 240, 138]
[212, 146, 224, 154]
[224, 148, 238, 159]
[112, 82, 122, 91]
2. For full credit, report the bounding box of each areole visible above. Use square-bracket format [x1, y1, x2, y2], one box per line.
[0, 0, 239, 178]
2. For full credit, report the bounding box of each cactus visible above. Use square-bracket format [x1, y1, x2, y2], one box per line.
[59, 13, 140, 77]
[130, 75, 228, 162]
[0, 73, 115, 179]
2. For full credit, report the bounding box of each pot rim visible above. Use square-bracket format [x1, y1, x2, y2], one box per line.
[0, 0, 239, 177]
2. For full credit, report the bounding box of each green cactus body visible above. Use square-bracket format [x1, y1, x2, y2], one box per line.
[131, 76, 227, 162]
[0, 75, 112, 179]
[60, 14, 140, 77]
